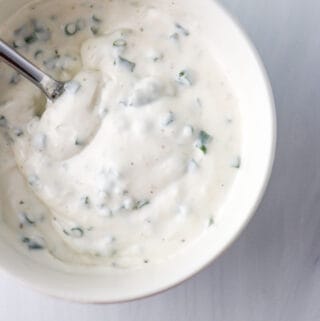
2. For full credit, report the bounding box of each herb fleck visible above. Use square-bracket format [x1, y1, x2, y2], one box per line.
[118, 56, 136, 72]
[175, 23, 190, 36]
[161, 111, 175, 126]
[90, 26, 99, 35]
[28, 240, 44, 250]
[177, 70, 193, 86]
[18, 212, 36, 225]
[231, 156, 241, 169]
[133, 199, 150, 210]
[0, 115, 7, 127]
[75, 138, 84, 146]
[208, 217, 214, 227]
[28, 174, 39, 187]
[196, 130, 213, 154]
[113, 39, 127, 47]
[34, 49, 44, 59]
[24, 33, 37, 44]
[22, 237, 30, 243]
[170, 32, 179, 41]
[22, 237, 44, 250]
[81, 196, 90, 208]
[92, 15, 102, 23]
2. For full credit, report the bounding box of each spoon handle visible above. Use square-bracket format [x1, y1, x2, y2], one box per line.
[0, 39, 64, 100]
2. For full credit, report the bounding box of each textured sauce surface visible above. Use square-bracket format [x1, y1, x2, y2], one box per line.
[0, 0, 241, 269]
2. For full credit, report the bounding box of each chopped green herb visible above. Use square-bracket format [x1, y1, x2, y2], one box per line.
[18, 212, 36, 225]
[170, 32, 179, 41]
[177, 70, 193, 86]
[22, 237, 44, 250]
[34, 49, 44, 59]
[200, 145, 207, 153]
[12, 40, 24, 49]
[90, 26, 99, 35]
[24, 33, 37, 44]
[199, 130, 212, 144]
[113, 39, 127, 47]
[28, 240, 44, 250]
[118, 56, 136, 72]
[208, 217, 214, 226]
[22, 237, 30, 243]
[231, 156, 241, 169]
[75, 138, 84, 146]
[133, 199, 150, 210]
[152, 52, 164, 62]
[161, 111, 175, 126]
[81, 196, 90, 208]
[0, 115, 7, 127]
[196, 97, 202, 107]
[92, 14, 102, 23]
[175, 23, 190, 36]
[196, 130, 213, 154]
[28, 174, 39, 187]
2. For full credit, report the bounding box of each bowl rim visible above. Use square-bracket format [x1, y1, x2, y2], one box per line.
[0, 0, 277, 304]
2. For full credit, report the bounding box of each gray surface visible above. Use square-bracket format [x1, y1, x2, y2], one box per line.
[1, 0, 320, 320]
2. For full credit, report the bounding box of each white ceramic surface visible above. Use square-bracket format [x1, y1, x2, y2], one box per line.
[0, 0, 276, 303]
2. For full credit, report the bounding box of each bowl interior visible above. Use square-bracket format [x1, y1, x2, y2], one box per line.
[0, 0, 275, 302]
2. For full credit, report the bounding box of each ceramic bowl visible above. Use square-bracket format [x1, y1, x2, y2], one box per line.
[0, 0, 276, 303]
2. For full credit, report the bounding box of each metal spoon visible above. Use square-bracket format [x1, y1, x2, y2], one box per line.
[0, 39, 65, 101]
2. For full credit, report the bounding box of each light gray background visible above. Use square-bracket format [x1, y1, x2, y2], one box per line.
[1, 0, 319, 320]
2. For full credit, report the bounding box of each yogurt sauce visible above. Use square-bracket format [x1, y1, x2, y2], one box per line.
[0, 0, 242, 269]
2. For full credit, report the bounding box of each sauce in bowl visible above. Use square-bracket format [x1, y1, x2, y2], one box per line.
[0, 0, 241, 269]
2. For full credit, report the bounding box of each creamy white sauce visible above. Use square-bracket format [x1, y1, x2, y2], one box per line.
[0, 0, 241, 269]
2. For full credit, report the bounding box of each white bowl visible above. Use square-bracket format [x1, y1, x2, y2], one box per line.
[0, 0, 276, 303]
